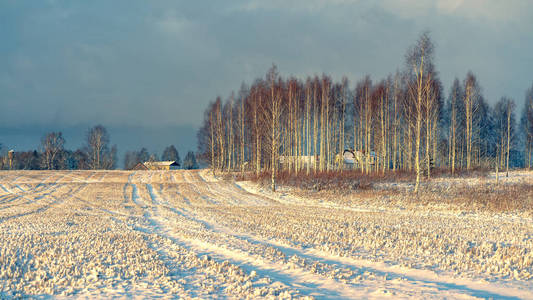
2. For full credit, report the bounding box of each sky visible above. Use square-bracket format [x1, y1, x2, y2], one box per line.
[1, 0, 532, 166]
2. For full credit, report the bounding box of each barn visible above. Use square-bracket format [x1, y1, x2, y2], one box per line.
[143, 161, 180, 170]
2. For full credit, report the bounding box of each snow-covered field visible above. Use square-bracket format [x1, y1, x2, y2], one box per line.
[0, 170, 531, 299]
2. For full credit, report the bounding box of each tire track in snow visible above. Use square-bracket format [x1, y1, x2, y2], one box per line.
[180, 171, 222, 205]
[131, 184, 146, 209]
[122, 180, 293, 298]
[196, 170, 278, 206]
[0, 172, 77, 208]
[182, 170, 274, 206]
[122, 171, 137, 209]
[181, 209, 525, 300]
[149, 179, 372, 298]
[143, 182, 340, 298]
[164, 171, 206, 206]
[0, 182, 88, 224]
[162, 171, 530, 299]
[0, 172, 91, 217]
[160, 175, 376, 297]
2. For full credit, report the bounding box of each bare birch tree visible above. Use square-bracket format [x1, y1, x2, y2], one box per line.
[86, 125, 115, 170]
[41, 132, 65, 170]
[405, 31, 434, 193]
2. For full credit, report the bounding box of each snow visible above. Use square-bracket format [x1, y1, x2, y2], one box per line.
[0, 169, 532, 299]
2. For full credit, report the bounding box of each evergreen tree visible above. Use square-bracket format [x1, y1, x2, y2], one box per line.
[183, 151, 198, 169]
[138, 148, 150, 163]
[162, 145, 180, 165]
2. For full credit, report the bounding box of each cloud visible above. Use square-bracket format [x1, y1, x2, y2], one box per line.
[0, 0, 532, 131]
[436, 0, 532, 21]
[379, 0, 532, 22]
[230, 0, 531, 23]
[154, 12, 191, 35]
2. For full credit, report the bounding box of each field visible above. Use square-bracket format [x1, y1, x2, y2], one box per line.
[0, 170, 532, 299]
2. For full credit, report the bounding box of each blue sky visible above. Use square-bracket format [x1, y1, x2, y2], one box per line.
[1, 0, 532, 160]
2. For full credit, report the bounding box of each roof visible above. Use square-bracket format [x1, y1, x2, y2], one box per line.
[132, 162, 149, 170]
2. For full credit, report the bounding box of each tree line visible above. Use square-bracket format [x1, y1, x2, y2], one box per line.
[197, 32, 533, 191]
[1, 125, 199, 170]
[1, 125, 117, 170]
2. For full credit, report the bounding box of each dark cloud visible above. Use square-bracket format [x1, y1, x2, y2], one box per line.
[1, 0, 532, 156]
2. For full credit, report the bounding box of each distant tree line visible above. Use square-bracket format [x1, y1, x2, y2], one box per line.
[0, 125, 199, 170]
[0, 125, 117, 170]
[197, 32, 533, 191]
